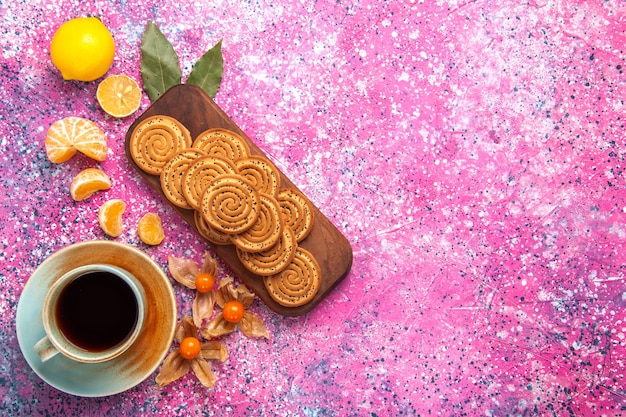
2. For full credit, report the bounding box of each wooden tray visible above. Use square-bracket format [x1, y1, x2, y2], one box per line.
[125, 84, 353, 316]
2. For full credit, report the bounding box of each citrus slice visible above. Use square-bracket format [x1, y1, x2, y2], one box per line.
[69, 167, 111, 201]
[96, 74, 142, 118]
[98, 199, 126, 237]
[45, 116, 108, 163]
[137, 212, 165, 245]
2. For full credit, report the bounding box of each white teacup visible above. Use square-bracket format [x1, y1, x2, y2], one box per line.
[34, 264, 146, 363]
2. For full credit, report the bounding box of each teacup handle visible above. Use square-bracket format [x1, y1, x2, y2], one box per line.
[34, 336, 60, 362]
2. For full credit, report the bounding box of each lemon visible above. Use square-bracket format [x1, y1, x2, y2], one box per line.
[50, 17, 115, 82]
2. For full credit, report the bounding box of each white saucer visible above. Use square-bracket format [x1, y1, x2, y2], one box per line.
[16, 240, 177, 397]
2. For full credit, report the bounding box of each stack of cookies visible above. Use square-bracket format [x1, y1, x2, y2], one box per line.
[129, 115, 320, 308]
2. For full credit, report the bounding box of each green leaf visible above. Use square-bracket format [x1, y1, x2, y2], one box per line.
[140, 21, 182, 102]
[186, 39, 223, 99]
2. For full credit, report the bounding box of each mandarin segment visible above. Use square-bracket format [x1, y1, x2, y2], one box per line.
[45, 116, 108, 163]
[45, 124, 76, 163]
[98, 199, 126, 237]
[138, 212, 165, 245]
[69, 167, 111, 201]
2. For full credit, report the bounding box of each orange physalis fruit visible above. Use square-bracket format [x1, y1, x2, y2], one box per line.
[69, 167, 111, 201]
[137, 212, 165, 245]
[223, 300, 245, 323]
[98, 199, 126, 237]
[45, 116, 108, 163]
[96, 74, 142, 118]
[195, 273, 215, 293]
[179, 336, 201, 360]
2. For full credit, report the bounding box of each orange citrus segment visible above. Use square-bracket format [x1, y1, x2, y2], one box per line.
[73, 131, 109, 162]
[45, 117, 108, 163]
[137, 212, 165, 245]
[69, 167, 111, 201]
[98, 199, 126, 237]
[45, 125, 77, 163]
[96, 74, 142, 118]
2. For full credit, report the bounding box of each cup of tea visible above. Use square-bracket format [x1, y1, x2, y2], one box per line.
[33, 264, 146, 363]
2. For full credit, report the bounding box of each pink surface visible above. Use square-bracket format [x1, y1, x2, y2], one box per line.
[1, 0, 625, 415]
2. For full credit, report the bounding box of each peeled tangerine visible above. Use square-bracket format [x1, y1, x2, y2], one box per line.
[138, 212, 165, 245]
[70, 167, 111, 201]
[98, 199, 126, 238]
[45, 117, 108, 163]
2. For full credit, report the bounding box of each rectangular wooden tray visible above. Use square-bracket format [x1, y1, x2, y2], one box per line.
[125, 84, 353, 316]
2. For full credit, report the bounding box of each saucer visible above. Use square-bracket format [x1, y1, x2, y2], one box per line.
[16, 240, 177, 397]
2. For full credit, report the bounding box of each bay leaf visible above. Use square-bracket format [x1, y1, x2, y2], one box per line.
[186, 39, 223, 99]
[140, 21, 182, 102]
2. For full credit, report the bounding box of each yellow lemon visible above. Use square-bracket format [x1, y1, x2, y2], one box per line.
[50, 17, 115, 82]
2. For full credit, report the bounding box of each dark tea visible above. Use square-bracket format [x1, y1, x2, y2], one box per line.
[55, 270, 139, 352]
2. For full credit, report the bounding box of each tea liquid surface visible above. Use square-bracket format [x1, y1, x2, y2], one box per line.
[56, 271, 138, 352]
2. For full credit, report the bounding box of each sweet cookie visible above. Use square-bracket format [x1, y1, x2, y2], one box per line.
[237, 226, 297, 276]
[194, 210, 232, 245]
[192, 128, 250, 162]
[129, 115, 192, 175]
[277, 188, 314, 242]
[201, 174, 260, 234]
[182, 155, 238, 210]
[230, 193, 283, 252]
[263, 247, 320, 307]
[160, 149, 207, 209]
[235, 156, 280, 197]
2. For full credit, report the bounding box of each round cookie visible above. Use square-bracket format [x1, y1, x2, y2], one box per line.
[201, 174, 260, 234]
[182, 155, 238, 210]
[277, 188, 314, 242]
[160, 149, 207, 209]
[263, 247, 321, 307]
[237, 226, 297, 276]
[194, 210, 232, 246]
[235, 155, 280, 197]
[230, 193, 283, 252]
[129, 115, 192, 175]
[192, 128, 250, 162]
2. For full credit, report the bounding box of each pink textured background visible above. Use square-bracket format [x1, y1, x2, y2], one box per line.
[2, 0, 626, 415]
